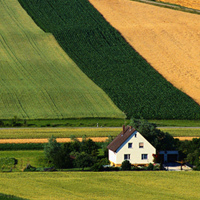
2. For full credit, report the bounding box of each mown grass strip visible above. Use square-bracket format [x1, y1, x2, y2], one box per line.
[0, 171, 199, 199]
[18, 0, 200, 120]
[0, 0, 125, 120]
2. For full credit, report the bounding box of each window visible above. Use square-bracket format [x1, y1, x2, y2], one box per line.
[135, 133, 137, 138]
[139, 142, 144, 148]
[141, 154, 148, 160]
[128, 143, 132, 148]
[124, 154, 130, 160]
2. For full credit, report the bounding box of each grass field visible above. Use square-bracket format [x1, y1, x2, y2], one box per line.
[0, 171, 199, 199]
[18, 0, 200, 120]
[0, 0, 125, 120]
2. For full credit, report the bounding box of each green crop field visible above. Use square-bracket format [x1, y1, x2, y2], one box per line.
[0, 127, 121, 139]
[0, 171, 199, 199]
[17, 0, 200, 120]
[0, 0, 125, 120]
[0, 127, 200, 140]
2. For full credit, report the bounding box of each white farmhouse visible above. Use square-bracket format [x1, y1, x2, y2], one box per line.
[107, 125, 156, 167]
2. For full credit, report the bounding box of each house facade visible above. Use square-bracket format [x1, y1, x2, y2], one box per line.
[107, 125, 156, 167]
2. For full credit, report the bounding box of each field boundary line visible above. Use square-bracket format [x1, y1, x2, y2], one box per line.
[133, 0, 200, 14]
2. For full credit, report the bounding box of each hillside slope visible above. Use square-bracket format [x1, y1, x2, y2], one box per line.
[89, 0, 200, 107]
[17, 0, 200, 119]
[0, 0, 125, 119]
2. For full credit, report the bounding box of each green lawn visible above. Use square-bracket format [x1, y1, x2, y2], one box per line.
[0, 171, 199, 199]
[0, 0, 124, 120]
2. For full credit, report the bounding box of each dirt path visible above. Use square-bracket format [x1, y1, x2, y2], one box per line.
[0, 137, 108, 144]
[158, 0, 200, 10]
[0, 136, 198, 143]
[89, 0, 200, 105]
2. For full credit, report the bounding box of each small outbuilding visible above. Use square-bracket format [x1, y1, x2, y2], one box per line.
[107, 125, 156, 167]
[159, 150, 179, 163]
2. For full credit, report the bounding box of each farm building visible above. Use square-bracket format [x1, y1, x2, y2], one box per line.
[107, 125, 156, 167]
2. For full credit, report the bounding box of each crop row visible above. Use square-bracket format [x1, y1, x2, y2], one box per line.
[18, 0, 200, 119]
[0, 127, 120, 139]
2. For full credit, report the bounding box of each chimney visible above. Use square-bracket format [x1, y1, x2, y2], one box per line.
[122, 125, 125, 135]
[129, 126, 132, 131]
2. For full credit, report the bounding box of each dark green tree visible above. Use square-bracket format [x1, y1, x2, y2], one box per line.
[81, 138, 98, 156]
[75, 152, 95, 170]
[129, 118, 176, 150]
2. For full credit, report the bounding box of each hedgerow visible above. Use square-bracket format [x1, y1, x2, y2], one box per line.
[18, 0, 200, 119]
[0, 143, 44, 151]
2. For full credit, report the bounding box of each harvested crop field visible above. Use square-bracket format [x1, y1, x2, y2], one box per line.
[159, 0, 200, 10]
[0, 137, 198, 144]
[89, 0, 200, 105]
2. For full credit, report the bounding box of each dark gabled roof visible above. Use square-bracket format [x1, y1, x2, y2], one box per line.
[107, 126, 136, 152]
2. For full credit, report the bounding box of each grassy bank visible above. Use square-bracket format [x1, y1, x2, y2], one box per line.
[0, 171, 199, 199]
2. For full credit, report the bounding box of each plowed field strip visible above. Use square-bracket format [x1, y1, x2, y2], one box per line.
[0, 136, 198, 143]
[89, 0, 200, 105]
[0, 137, 108, 144]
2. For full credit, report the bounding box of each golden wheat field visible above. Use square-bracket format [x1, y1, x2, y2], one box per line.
[159, 0, 200, 10]
[89, 0, 200, 105]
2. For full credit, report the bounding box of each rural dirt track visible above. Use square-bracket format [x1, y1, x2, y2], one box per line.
[0, 137, 198, 143]
[0, 137, 108, 144]
[89, 0, 200, 105]
[159, 0, 200, 10]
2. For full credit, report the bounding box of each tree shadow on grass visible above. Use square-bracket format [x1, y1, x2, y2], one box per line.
[0, 193, 28, 200]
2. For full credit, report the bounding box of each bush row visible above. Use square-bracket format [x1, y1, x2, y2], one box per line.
[0, 143, 45, 151]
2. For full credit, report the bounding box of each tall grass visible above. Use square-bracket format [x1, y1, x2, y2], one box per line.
[0, 0, 125, 120]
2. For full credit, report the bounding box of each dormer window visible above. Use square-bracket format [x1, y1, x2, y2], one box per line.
[139, 142, 144, 148]
[128, 143, 132, 148]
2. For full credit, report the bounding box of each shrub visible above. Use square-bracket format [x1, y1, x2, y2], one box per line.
[0, 143, 44, 151]
[0, 157, 17, 172]
[75, 152, 95, 170]
[147, 163, 154, 170]
[121, 160, 131, 170]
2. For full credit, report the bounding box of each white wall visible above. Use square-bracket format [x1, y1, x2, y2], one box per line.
[114, 131, 156, 165]
[109, 149, 116, 164]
